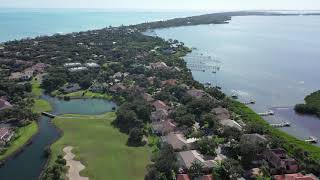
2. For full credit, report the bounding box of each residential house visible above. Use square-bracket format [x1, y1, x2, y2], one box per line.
[0, 127, 14, 145]
[64, 63, 82, 68]
[150, 62, 169, 70]
[177, 174, 213, 180]
[274, 173, 318, 180]
[212, 107, 231, 121]
[161, 132, 197, 151]
[177, 150, 217, 171]
[143, 93, 154, 102]
[150, 109, 169, 122]
[152, 100, 169, 111]
[161, 79, 177, 86]
[60, 83, 81, 94]
[0, 99, 13, 111]
[147, 76, 156, 85]
[187, 89, 208, 99]
[264, 149, 299, 174]
[109, 83, 126, 93]
[151, 120, 176, 135]
[69, 67, 88, 72]
[32, 63, 48, 73]
[85, 63, 100, 68]
[241, 134, 268, 144]
[220, 119, 243, 131]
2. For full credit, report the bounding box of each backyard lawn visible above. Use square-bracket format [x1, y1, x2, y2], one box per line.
[50, 112, 150, 180]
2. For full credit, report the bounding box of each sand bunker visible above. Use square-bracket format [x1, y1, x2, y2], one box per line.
[63, 146, 89, 180]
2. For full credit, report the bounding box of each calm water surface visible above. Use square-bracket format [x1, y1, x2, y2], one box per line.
[0, 9, 200, 42]
[0, 96, 116, 180]
[154, 16, 320, 144]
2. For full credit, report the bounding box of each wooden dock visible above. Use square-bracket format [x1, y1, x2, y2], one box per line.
[258, 110, 274, 116]
[270, 122, 290, 128]
[41, 112, 56, 118]
[305, 136, 318, 144]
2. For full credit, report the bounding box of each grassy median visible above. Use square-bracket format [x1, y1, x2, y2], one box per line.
[50, 112, 149, 180]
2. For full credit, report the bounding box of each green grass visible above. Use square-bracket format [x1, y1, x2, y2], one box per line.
[31, 78, 42, 97]
[0, 122, 38, 160]
[231, 101, 320, 160]
[50, 112, 150, 180]
[33, 99, 52, 113]
[54, 90, 112, 100]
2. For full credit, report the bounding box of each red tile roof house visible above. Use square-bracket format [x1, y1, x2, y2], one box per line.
[264, 148, 299, 175]
[177, 150, 217, 171]
[31, 63, 48, 74]
[151, 120, 176, 136]
[152, 100, 169, 111]
[161, 132, 198, 151]
[109, 83, 127, 93]
[177, 174, 213, 180]
[274, 173, 318, 180]
[0, 99, 13, 111]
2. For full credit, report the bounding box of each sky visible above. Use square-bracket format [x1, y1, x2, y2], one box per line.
[1, 0, 320, 10]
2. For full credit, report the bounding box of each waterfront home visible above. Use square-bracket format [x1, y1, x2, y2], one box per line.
[152, 100, 169, 111]
[0, 127, 14, 144]
[264, 148, 299, 174]
[150, 62, 169, 70]
[0, 99, 13, 111]
[60, 83, 81, 94]
[186, 89, 208, 99]
[177, 150, 217, 171]
[150, 109, 169, 122]
[212, 107, 231, 121]
[161, 132, 198, 151]
[220, 119, 243, 131]
[241, 134, 268, 144]
[274, 173, 318, 180]
[151, 120, 176, 135]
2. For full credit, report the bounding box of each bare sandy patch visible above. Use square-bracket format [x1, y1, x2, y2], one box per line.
[63, 146, 89, 180]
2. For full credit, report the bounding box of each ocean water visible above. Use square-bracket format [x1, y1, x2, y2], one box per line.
[154, 15, 320, 143]
[0, 9, 200, 42]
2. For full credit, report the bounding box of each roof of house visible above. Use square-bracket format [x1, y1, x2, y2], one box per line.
[110, 83, 126, 92]
[151, 120, 176, 135]
[162, 132, 198, 150]
[187, 89, 205, 98]
[274, 173, 318, 180]
[212, 107, 231, 121]
[143, 93, 154, 102]
[60, 83, 81, 93]
[152, 100, 169, 111]
[150, 109, 169, 122]
[177, 150, 217, 169]
[0, 99, 13, 111]
[242, 134, 267, 144]
[177, 174, 191, 180]
[220, 119, 242, 130]
[161, 79, 177, 86]
[150, 62, 168, 69]
[0, 127, 11, 140]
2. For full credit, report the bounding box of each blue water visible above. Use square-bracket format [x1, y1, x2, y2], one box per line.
[154, 15, 320, 144]
[0, 9, 200, 42]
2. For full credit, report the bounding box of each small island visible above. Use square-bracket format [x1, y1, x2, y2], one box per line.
[295, 90, 320, 117]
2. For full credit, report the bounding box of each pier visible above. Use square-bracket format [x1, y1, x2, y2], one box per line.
[258, 110, 274, 116]
[270, 122, 290, 128]
[304, 136, 318, 144]
[41, 112, 56, 118]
